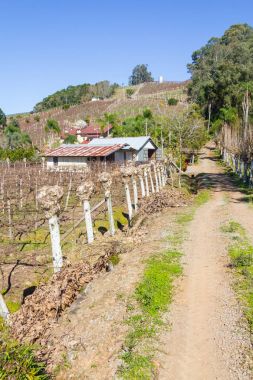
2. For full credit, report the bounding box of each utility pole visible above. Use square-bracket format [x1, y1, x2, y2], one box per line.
[161, 126, 164, 158]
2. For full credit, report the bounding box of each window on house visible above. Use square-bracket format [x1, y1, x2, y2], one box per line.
[53, 157, 58, 166]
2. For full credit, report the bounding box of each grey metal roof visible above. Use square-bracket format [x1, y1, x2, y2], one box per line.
[88, 136, 157, 151]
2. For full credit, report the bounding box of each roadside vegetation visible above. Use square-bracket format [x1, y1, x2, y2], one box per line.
[188, 23, 253, 131]
[222, 221, 253, 332]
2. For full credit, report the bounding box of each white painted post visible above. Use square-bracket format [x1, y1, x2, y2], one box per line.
[41, 157, 45, 170]
[37, 185, 64, 273]
[157, 164, 163, 188]
[0, 294, 10, 322]
[48, 214, 63, 271]
[143, 166, 150, 196]
[121, 166, 133, 221]
[77, 181, 94, 244]
[132, 169, 138, 213]
[99, 172, 115, 236]
[151, 162, 159, 192]
[137, 167, 146, 198]
[232, 155, 235, 171]
[235, 157, 239, 174]
[148, 166, 155, 193]
[162, 163, 167, 186]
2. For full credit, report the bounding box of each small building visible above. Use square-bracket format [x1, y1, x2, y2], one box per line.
[61, 123, 113, 143]
[88, 136, 158, 161]
[45, 136, 159, 169]
[45, 143, 132, 169]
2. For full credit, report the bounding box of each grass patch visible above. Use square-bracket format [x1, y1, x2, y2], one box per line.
[194, 189, 210, 206]
[176, 189, 210, 225]
[118, 249, 182, 379]
[6, 300, 21, 313]
[222, 220, 253, 332]
[221, 220, 244, 234]
[0, 321, 49, 379]
[109, 254, 120, 266]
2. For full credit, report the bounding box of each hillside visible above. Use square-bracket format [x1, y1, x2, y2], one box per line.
[15, 81, 189, 148]
[33, 81, 119, 112]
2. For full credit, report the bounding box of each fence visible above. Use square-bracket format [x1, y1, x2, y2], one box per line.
[221, 146, 253, 185]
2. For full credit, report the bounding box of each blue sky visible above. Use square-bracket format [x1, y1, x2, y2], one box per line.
[1, 0, 253, 114]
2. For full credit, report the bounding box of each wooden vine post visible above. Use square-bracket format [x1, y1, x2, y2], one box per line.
[37, 185, 64, 273]
[121, 166, 133, 221]
[7, 196, 13, 240]
[132, 167, 139, 213]
[77, 181, 94, 244]
[157, 163, 163, 188]
[137, 166, 146, 198]
[143, 166, 150, 196]
[151, 161, 159, 193]
[99, 172, 115, 236]
[161, 161, 167, 186]
[148, 165, 155, 193]
[127, 161, 138, 213]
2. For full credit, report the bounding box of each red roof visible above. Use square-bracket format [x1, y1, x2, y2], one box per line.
[62, 124, 112, 139]
[80, 124, 112, 136]
[45, 144, 125, 157]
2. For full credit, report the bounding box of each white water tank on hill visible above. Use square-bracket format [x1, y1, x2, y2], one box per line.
[159, 76, 164, 83]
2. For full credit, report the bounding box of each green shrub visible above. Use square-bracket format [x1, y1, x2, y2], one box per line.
[126, 88, 135, 98]
[167, 97, 178, 106]
[0, 147, 37, 162]
[64, 134, 77, 144]
[34, 115, 40, 122]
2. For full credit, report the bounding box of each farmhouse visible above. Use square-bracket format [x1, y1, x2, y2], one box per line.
[88, 136, 158, 161]
[45, 144, 131, 168]
[45, 136, 158, 168]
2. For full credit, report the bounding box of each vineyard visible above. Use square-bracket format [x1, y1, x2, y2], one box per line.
[0, 158, 180, 321]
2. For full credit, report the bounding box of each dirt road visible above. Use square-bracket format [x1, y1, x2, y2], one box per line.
[158, 145, 253, 379]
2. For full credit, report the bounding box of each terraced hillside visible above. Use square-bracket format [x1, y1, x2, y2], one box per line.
[14, 81, 188, 149]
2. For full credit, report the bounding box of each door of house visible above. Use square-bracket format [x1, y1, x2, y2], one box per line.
[53, 157, 58, 166]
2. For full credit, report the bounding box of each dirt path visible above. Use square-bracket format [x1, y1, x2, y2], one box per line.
[158, 145, 253, 379]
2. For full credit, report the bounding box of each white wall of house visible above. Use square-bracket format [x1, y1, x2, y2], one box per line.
[47, 156, 89, 168]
